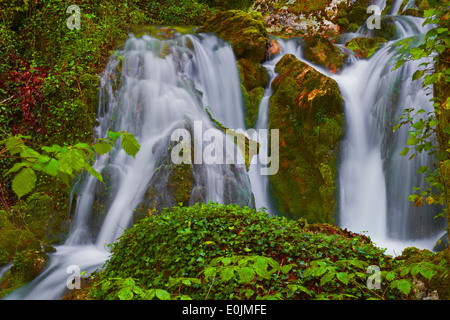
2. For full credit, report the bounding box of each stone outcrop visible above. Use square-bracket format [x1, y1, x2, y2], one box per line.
[268, 54, 344, 223]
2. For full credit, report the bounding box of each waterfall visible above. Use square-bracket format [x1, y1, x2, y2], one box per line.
[4, 32, 256, 300]
[335, 16, 446, 254]
[3, 6, 447, 300]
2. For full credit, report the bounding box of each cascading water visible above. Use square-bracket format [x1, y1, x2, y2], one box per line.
[335, 13, 446, 254]
[4, 32, 257, 300]
[4, 2, 447, 300]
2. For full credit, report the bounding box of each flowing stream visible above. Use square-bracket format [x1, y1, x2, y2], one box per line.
[4, 4, 447, 299]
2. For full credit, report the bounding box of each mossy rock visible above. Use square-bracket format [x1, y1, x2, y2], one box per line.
[397, 246, 450, 300]
[345, 36, 388, 59]
[0, 211, 43, 266]
[362, 16, 401, 40]
[399, 0, 429, 14]
[198, 10, 269, 63]
[268, 54, 344, 223]
[237, 58, 268, 128]
[0, 249, 48, 298]
[303, 35, 346, 72]
[9, 190, 71, 245]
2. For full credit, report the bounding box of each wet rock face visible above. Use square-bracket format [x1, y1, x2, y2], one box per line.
[198, 10, 269, 63]
[268, 54, 344, 223]
[251, 0, 373, 37]
[132, 121, 256, 224]
[303, 34, 346, 72]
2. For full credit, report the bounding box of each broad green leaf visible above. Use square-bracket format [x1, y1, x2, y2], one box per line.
[5, 136, 24, 155]
[93, 140, 113, 155]
[57, 149, 86, 176]
[107, 131, 122, 141]
[4, 162, 29, 176]
[203, 267, 217, 281]
[320, 270, 335, 286]
[12, 168, 37, 199]
[412, 70, 425, 81]
[121, 132, 141, 158]
[221, 257, 232, 266]
[118, 288, 133, 300]
[155, 289, 171, 300]
[314, 266, 328, 277]
[42, 159, 59, 177]
[144, 289, 156, 300]
[400, 147, 410, 156]
[245, 289, 254, 298]
[385, 271, 396, 281]
[419, 267, 434, 280]
[417, 165, 429, 174]
[336, 272, 351, 285]
[393, 59, 406, 70]
[281, 263, 295, 274]
[393, 279, 412, 295]
[220, 267, 235, 282]
[238, 267, 255, 284]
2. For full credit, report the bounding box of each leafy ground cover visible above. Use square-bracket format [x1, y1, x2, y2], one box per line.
[68, 203, 448, 300]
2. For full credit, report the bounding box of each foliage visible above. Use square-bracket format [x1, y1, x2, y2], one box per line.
[392, 1, 450, 234]
[84, 203, 445, 300]
[0, 131, 140, 200]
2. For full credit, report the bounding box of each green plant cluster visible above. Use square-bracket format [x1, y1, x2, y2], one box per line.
[82, 203, 446, 300]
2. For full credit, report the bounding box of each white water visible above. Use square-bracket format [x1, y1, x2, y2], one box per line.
[335, 15, 445, 255]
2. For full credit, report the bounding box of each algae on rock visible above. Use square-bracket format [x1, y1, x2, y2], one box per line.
[198, 10, 269, 63]
[268, 54, 344, 223]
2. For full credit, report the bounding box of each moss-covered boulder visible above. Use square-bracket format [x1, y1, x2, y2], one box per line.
[303, 35, 346, 72]
[268, 54, 344, 223]
[237, 58, 268, 128]
[396, 247, 450, 300]
[398, 0, 429, 17]
[198, 10, 269, 63]
[345, 36, 388, 59]
[0, 209, 49, 298]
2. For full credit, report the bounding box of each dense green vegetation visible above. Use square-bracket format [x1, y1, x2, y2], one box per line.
[68, 203, 448, 300]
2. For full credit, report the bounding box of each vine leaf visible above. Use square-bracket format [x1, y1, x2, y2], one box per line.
[121, 132, 141, 158]
[12, 167, 37, 199]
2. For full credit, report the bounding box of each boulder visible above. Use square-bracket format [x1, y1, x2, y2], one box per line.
[237, 58, 269, 128]
[268, 54, 344, 223]
[198, 10, 269, 63]
[303, 34, 346, 72]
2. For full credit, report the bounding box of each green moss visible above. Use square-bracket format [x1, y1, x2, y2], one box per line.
[268, 54, 344, 223]
[0, 249, 48, 298]
[198, 10, 269, 63]
[0, 210, 42, 266]
[345, 36, 388, 59]
[167, 164, 195, 207]
[237, 58, 268, 128]
[303, 35, 346, 72]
